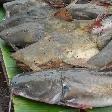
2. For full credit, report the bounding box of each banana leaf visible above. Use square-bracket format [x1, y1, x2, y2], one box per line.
[0, 6, 111, 112]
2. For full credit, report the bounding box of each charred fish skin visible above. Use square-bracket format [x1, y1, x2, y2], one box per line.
[12, 69, 112, 108]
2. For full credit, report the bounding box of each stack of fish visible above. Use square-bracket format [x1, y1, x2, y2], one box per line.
[1, 0, 112, 109]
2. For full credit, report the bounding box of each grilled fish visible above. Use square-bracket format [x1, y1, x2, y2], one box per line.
[12, 68, 112, 109]
[12, 31, 99, 71]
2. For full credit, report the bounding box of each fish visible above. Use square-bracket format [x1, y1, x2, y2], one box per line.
[66, 1, 112, 16]
[0, 22, 46, 50]
[12, 68, 112, 109]
[87, 39, 112, 69]
[3, 0, 43, 18]
[12, 31, 99, 71]
[90, 28, 112, 49]
[0, 15, 40, 32]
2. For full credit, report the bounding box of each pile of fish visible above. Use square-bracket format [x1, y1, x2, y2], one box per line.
[1, 0, 112, 109]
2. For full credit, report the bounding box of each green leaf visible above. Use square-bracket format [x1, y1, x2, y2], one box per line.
[0, 7, 5, 22]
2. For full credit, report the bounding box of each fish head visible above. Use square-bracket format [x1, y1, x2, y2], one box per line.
[11, 73, 35, 97]
[11, 71, 62, 103]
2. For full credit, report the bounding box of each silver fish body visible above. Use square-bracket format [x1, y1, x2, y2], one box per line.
[12, 68, 112, 108]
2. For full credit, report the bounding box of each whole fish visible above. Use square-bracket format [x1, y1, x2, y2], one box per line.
[12, 68, 112, 109]
[12, 31, 99, 71]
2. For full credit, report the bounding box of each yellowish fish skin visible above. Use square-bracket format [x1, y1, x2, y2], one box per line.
[12, 31, 99, 71]
[12, 68, 112, 109]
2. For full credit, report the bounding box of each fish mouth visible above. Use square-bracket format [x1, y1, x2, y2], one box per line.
[11, 87, 20, 96]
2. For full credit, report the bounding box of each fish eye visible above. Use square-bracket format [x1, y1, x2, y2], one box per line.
[63, 84, 69, 91]
[14, 81, 17, 84]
